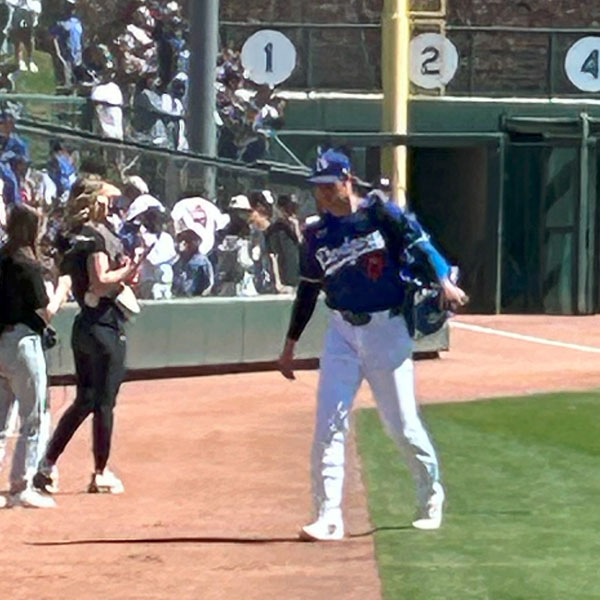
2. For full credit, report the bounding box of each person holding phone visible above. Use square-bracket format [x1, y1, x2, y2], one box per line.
[34, 177, 140, 497]
[0, 204, 68, 508]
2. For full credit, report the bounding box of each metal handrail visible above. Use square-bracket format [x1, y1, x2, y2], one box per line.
[16, 116, 308, 178]
[220, 21, 380, 29]
[446, 25, 600, 34]
[221, 21, 600, 34]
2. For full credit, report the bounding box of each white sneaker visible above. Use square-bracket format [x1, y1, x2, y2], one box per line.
[300, 512, 344, 541]
[0, 495, 7, 509]
[412, 501, 443, 530]
[87, 468, 125, 494]
[13, 488, 57, 509]
[19, 59, 28, 72]
[28, 61, 38, 73]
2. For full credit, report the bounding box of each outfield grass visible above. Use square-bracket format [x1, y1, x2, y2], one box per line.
[13, 49, 56, 95]
[356, 392, 600, 600]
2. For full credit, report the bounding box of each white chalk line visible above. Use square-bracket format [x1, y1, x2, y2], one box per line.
[451, 321, 600, 354]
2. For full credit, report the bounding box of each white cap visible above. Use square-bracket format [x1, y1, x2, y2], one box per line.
[126, 194, 165, 221]
[229, 194, 251, 210]
[261, 190, 275, 205]
[125, 175, 149, 195]
[171, 197, 231, 255]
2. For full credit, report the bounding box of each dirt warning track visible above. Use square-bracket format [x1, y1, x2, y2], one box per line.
[1, 374, 380, 600]
[3, 314, 600, 599]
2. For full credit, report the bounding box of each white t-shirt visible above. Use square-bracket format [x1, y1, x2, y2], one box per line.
[162, 93, 188, 152]
[139, 231, 177, 285]
[38, 171, 57, 207]
[171, 197, 231, 256]
[91, 82, 124, 140]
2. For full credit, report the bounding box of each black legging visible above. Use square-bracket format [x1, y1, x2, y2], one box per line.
[45, 314, 126, 471]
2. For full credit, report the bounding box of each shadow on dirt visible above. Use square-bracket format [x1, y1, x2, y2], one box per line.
[349, 525, 413, 538]
[28, 530, 398, 546]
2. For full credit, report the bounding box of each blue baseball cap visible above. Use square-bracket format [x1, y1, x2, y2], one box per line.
[307, 148, 352, 184]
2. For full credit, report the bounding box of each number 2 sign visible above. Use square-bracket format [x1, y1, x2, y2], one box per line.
[565, 37, 600, 92]
[409, 33, 459, 90]
[241, 30, 297, 86]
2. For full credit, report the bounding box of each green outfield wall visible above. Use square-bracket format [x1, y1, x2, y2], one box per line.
[46, 297, 449, 379]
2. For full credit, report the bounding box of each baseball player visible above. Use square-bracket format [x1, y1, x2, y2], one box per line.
[278, 148, 468, 541]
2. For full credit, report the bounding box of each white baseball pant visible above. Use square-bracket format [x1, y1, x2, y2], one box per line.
[311, 309, 443, 520]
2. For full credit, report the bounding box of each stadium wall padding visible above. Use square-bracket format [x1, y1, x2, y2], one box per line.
[46, 297, 449, 377]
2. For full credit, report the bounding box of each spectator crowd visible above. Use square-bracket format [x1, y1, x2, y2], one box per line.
[0, 1, 296, 302]
[0, 0, 287, 160]
[0, 117, 302, 301]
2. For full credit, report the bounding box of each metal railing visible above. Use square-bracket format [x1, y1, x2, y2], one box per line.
[0, 92, 311, 201]
[12, 116, 312, 212]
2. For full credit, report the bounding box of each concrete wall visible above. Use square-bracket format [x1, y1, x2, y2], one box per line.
[220, 0, 599, 95]
[448, 1, 600, 27]
[46, 297, 449, 378]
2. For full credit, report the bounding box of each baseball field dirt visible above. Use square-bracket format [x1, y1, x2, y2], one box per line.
[2, 314, 600, 599]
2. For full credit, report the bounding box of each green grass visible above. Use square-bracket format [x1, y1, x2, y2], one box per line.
[13, 49, 56, 95]
[355, 392, 600, 600]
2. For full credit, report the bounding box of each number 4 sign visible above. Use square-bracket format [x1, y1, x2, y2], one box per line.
[241, 30, 297, 86]
[409, 33, 459, 90]
[565, 37, 600, 92]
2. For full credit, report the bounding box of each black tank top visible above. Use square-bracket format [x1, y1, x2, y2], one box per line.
[61, 223, 126, 328]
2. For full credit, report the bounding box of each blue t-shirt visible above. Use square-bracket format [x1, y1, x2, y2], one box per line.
[47, 154, 77, 197]
[2, 134, 29, 161]
[300, 196, 450, 313]
[173, 253, 214, 297]
[50, 17, 83, 65]
[0, 161, 20, 206]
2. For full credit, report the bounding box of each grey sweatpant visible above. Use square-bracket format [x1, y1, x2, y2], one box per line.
[0, 324, 47, 493]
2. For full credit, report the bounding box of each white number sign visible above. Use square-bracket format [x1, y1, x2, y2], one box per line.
[409, 33, 459, 90]
[241, 30, 297, 86]
[565, 37, 600, 92]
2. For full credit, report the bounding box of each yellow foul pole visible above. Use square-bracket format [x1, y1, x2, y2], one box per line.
[381, 0, 410, 207]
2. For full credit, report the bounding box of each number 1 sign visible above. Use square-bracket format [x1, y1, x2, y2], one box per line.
[565, 37, 600, 92]
[241, 30, 297, 86]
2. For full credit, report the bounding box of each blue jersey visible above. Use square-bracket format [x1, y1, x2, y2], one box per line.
[300, 196, 450, 314]
[173, 252, 214, 297]
[1, 134, 29, 161]
[0, 161, 20, 206]
[50, 17, 83, 65]
[48, 154, 77, 197]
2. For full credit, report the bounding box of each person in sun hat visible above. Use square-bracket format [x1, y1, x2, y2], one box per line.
[33, 176, 142, 497]
[123, 193, 176, 300]
[171, 195, 230, 258]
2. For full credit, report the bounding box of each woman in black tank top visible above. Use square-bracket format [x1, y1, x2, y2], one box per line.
[34, 177, 139, 497]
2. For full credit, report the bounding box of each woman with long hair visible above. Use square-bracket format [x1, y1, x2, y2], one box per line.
[34, 177, 138, 496]
[0, 204, 64, 508]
